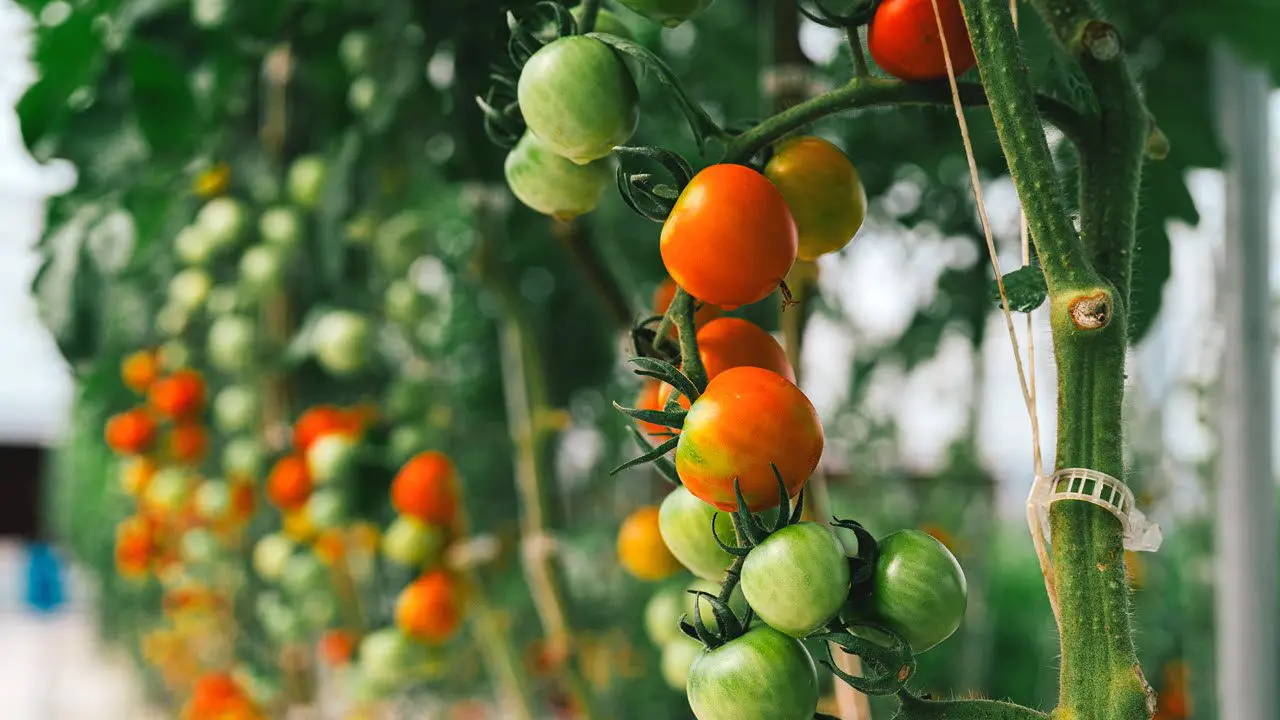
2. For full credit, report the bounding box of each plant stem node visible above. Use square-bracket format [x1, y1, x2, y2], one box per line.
[1067, 291, 1112, 330]
[1081, 21, 1121, 61]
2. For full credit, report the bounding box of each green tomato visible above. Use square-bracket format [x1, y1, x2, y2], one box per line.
[146, 468, 192, 512]
[257, 591, 305, 641]
[258, 206, 302, 247]
[223, 436, 266, 478]
[193, 480, 232, 521]
[287, 155, 328, 208]
[301, 592, 339, 629]
[385, 279, 426, 326]
[348, 75, 378, 113]
[213, 385, 259, 433]
[740, 522, 849, 637]
[239, 244, 287, 295]
[208, 314, 256, 373]
[660, 634, 702, 691]
[505, 131, 612, 220]
[169, 268, 212, 310]
[253, 533, 296, 582]
[373, 212, 427, 275]
[181, 527, 221, 565]
[388, 425, 429, 464]
[175, 225, 215, 265]
[359, 629, 414, 685]
[615, 0, 714, 27]
[280, 551, 329, 596]
[856, 529, 967, 653]
[517, 36, 638, 164]
[687, 626, 818, 720]
[644, 585, 686, 646]
[658, 485, 738, 581]
[307, 433, 358, 484]
[340, 31, 372, 74]
[381, 515, 445, 568]
[195, 197, 246, 249]
[307, 489, 348, 529]
[313, 310, 371, 375]
[206, 285, 244, 316]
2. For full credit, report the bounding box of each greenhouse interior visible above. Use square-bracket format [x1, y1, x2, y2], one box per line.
[1, 0, 1278, 718]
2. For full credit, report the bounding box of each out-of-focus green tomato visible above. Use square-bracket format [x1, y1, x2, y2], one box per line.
[287, 155, 328, 208]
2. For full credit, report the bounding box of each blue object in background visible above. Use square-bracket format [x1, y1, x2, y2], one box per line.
[24, 542, 66, 614]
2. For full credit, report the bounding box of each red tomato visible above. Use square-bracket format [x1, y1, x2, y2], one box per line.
[675, 366, 823, 511]
[293, 405, 362, 453]
[266, 455, 313, 511]
[658, 317, 795, 412]
[167, 423, 209, 465]
[868, 0, 976, 82]
[396, 571, 462, 643]
[105, 409, 158, 455]
[148, 370, 206, 420]
[660, 165, 797, 310]
[391, 451, 460, 527]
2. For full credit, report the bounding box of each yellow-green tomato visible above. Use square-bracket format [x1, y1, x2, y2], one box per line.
[517, 36, 638, 164]
[505, 132, 613, 220]
[764, 136, 867, 261]
[740, 522, 849, 637]
[253, 533, 296, 582]
[381, 515, 445, 568]
[658, 485, 738, 581]
[660, 634, 703, 691]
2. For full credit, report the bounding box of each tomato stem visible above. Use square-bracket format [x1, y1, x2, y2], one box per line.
[671, 286, 709, 390]
[846, 27, 870, 78]
[577, 0, 602, 34]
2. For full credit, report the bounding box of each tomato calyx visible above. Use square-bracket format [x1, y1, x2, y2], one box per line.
[809, 619, 917, 696]
[832, 517, 881, 598]
[798, 0, 881, 29]
[610, 356, 700, 475]
[712, 467, 806, 555]
[678, 589, 752, 650]
[613, 145, 696, 223]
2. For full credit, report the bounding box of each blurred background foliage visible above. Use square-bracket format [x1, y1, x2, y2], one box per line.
[13, 0, 1280, 716]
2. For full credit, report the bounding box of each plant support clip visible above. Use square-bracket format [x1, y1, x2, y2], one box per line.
[1029, 468, 1163, 553]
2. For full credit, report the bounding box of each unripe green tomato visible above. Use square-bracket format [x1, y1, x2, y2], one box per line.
[348, 76, 377, 113]
[660, 634, 702, 691]
[195, 197, 247, 250]
[258, 206, 302, 247]
[644, 585, 686, 646]
[207, 314, 256, 373]
[213, 385, 259, 433]
[505, 131, 612, 220]
[687, 626, 818, 720]
[205, 285, 243, 316]
[615, 0, 714, 28]
[159, 340, 190, 370]
[340, 31, 372, 74]
[313, 310, 372, 375]
[257, 591, 305, 641]
[253, 533, 296, 582]
[359, 629, 414, 685]
[168, 268, 212, 311]
[658, 485, 738, 581]
[287, 155, 328, 208]
[385, 377, 429, 421]
[280, 551, 329, 596]
[373, 212, 427, 275]
[384, 279, 425, 326]
[156, 303, 190, 336]
[301, 592, 338, 629]
[763, 136, 867, 261]
[573, 7, 634, 38]
[381, 515, 445, 568]
[517, 36, 638, 164]
[223, 436, 266, 478]
[174, 224, 215, 265]
[239, 244, 287, 295]
[146, 468, 193, 513]
[388, 425, 428, 464]
[193, 480, 232, 521]
[740, 522, 850, 638]
[852, 529, 968, 653]
[181, 527, 222, 565]
[307, 433, 358, 484]
[306, 489, 348, 529]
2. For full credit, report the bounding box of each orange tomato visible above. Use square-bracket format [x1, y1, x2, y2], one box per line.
[653, 278, 720, 332]
[120, 456, 157, 496]
[617, 506, 682, 581]
[115, 515, 157, 577]
[660, 164, 797, 310]
[319, 629, 358, 666]
[168, 423, 210, 465]
[314, 529, 347, 566]
[764, 137, 867, 261]
[229, 479, 256, 523]
[122, 349, 161, 394]
[391, 451, 459, 526]
[183, 672, 261, 720]
[293, 405, 362, 453]
[634, 378, 674, 440]
[105, 409, 158, 455]
[868, 0, 976, 82]
[658, 317, 794, 413]
[396, 571, 462, 643]
[266, 455, 313, 510]
[149, 370, 207, 421]
[675, 366, 824, 511]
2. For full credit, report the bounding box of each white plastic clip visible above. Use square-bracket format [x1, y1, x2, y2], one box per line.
[1031, 468, 1163, 553]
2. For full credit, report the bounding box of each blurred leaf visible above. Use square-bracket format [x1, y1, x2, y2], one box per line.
[126, 41, 198, 156]
[17, 10, 103, 151]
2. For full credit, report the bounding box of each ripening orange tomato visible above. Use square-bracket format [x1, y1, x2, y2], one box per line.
[764, 137, 867, 261]
[168, 423, 209, 465]
[182, 672, 262, 720]
[391, 451, 459, 526]
[115, 515, 157, 578]
[228, 478, 256, 523]
[660, 164, 797, 310]
[617, 506, 683, 581]
[122, 349, 161, 394]
[658, 317, 795, 413]
[634, 378, 674, 440]
[868, 0, 976, 82]
[396, 571, 462, 643]
[653, 278, 720, 332]
[105, 409, 158, 455]
[319, 629, 358, 666]
[148, 370, 206, 421]
[267, 455, 313, 510]
[676, 366, 824, 512]
[293, 405, 362, 453]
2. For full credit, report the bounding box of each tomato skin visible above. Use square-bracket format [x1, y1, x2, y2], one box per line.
[868, 0, 976, 82]
[105, 409, 158, 455]
[122, 349, 160, 393]
[390, 451, 459, 527]
[396, 571, 462, 644]
[676, 367, 823, 512]
[518, 37, 638, 164]
[740, 522, 850, 637]
[167, 423, 210, 465]
[658, 485, 738, 580]
[505, 132, 613, 220]
[764, 137, 867, 261]
[618, 506, 684, 580]
[661, 165, 797, 310]
[293, 405, 362, 453]
[616, 0, 714, 28]
[267, 455, 313, 511]
[319, 629, 357, 666]
[658, 317, 794, 414]
[852, 529, 967, 653]
[686, 626, 819, 720]
[149, 370, 206, 420]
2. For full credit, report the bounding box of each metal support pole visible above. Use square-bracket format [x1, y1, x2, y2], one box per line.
[1213, 45, 1277, 720]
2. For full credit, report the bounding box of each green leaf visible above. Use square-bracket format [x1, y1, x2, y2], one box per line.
[126, 41, 198, 156]
[17, 10, 103, 151]
[991, 265, 1048, 313]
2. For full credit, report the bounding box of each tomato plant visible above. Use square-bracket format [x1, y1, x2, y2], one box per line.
[660, 165, 797, 310]
[686, 625, 819, 720]
[764, 137, 868, 261]
[675, 366, 823, 512]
